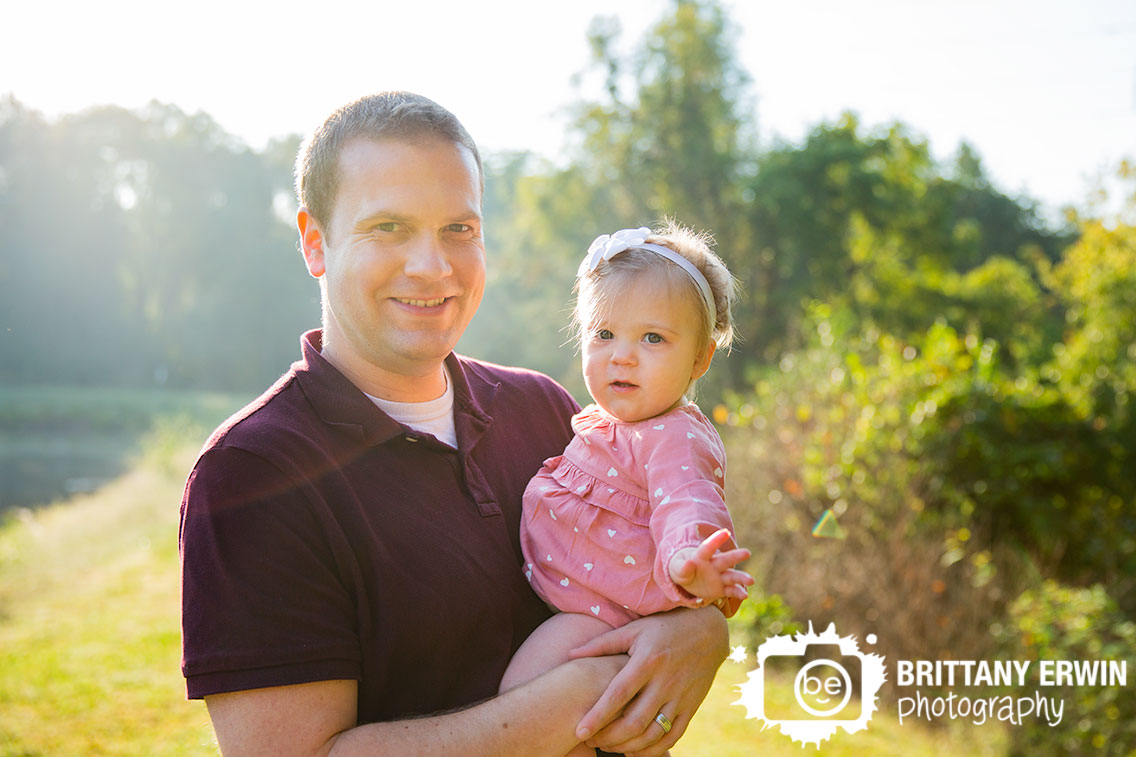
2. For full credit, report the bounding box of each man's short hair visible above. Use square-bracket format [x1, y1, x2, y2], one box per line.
[294, 92, 483, 232]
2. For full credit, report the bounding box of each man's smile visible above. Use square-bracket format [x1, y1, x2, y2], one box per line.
[393, 296, 451, 308]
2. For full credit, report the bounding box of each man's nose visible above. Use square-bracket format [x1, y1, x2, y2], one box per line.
[404, 235, 452, 280]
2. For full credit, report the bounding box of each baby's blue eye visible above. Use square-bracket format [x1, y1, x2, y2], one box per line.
[645, 333, 664, 344]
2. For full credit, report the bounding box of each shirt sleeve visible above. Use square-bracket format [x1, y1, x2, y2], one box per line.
[642, 413, 742, 617]
[179, 445, 361, 698]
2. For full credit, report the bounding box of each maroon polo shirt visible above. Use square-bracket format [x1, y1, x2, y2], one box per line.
[179, 330, 578, 722]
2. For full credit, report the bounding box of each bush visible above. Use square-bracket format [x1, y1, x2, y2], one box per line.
[723, 294, 1135, 672]
[997, 581, 1136, 756]
[723, 307, 1025, 672]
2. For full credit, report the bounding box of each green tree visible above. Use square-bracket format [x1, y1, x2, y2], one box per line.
[118, 102, 313, 389]
[461, 152, 600, 395]
[564, 0, 757, 395]
[0, 98, 140, 384]
[575, 1, 753, 230]
[0, 97, 316, 391]
[745, 116, 1069, 368]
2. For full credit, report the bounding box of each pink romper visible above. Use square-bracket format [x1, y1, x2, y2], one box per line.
[520, 403, 742, 628]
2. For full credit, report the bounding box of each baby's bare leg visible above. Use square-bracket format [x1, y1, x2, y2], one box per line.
[501, 612, 613, 693]
[501, 613, 616, 757]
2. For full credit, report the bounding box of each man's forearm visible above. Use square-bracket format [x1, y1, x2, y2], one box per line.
[327, 656, 624, 755]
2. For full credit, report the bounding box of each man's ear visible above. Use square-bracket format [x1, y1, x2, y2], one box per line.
[691, 342, 716, 381]
[297, 207, 326, 278]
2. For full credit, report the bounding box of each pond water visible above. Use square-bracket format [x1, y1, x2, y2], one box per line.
[0, 430, 141, 514]
[0, 385, 244, 518]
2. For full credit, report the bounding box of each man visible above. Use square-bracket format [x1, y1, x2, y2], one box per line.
[180, 92, 728, 755]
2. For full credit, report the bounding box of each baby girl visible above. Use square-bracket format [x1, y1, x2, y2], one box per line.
[501, 223, 753, 753]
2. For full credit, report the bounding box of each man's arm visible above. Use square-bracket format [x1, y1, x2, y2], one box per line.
[206, 655, 624, 756]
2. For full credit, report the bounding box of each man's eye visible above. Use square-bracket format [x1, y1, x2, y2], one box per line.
[446, 223, 472, 233]
[375, 222, 400, 233]
[645, 333, 664, 344]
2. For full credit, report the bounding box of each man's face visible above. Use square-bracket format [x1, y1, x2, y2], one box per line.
[306, 137, 485, 385]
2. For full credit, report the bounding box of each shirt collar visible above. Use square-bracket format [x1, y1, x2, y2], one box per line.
[293, 329, 498, 450]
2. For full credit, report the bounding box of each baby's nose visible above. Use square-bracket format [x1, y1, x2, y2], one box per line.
[610, 343, 637, 365]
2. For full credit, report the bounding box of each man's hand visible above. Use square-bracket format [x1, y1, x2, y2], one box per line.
[567, 605, 729, 756]
[669, 528, 754, 603]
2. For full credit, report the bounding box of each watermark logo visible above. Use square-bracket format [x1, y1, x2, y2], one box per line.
[734, 622, 887, 748]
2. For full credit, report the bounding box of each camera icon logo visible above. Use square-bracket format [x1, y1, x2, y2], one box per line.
[792, 651, 856, 718]
[735, 623, 887, 747]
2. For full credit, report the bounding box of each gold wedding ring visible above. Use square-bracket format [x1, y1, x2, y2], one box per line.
[654, 712, 672, 734]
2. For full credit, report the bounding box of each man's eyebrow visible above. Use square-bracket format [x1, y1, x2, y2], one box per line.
[449, 210, 483, 224]
[355, 211, 414, 229]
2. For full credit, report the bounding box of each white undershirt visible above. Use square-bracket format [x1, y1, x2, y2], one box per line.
[365, 367, 458, 449]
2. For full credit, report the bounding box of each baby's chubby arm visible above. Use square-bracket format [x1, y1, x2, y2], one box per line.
[669, 528, 754, 603]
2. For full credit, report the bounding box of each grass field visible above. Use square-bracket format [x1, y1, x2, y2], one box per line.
[0, 387, 1010, 755]
[0, 438, 218, 755]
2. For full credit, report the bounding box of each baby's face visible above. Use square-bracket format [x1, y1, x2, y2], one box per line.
[581, 276, 713, 423]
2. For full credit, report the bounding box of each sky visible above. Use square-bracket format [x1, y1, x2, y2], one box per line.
[5, 0, 1135, 220]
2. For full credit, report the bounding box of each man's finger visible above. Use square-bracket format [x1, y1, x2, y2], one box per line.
[586, 681, 664, 748]
[596, 700, 688, 756]
[574, 656, 651, 740]
[567, 624, 632, 660]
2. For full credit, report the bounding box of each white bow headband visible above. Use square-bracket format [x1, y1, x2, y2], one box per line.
[578, 227, 715, 312]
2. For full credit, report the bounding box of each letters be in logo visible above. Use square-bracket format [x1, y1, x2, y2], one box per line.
[735, 623, 887, 747]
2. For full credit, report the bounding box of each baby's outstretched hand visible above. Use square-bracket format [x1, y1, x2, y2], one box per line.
[669, 528, 754, 604]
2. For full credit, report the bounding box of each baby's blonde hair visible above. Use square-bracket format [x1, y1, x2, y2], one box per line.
[572, 219, 738, 354]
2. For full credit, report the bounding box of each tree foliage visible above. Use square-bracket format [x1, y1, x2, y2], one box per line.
[0, 97, 316, 391]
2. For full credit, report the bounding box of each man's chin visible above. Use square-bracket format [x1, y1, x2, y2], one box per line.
[383, 337, 462, 369]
